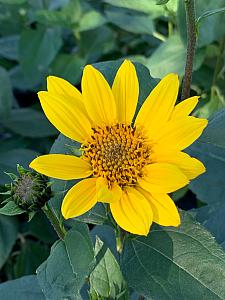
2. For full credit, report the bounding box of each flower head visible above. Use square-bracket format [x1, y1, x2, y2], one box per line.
[5, 165, 51, 213]
[30, 60, 207, 235]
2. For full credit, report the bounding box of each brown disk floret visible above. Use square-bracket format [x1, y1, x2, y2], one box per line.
[82, 124, 152, 187]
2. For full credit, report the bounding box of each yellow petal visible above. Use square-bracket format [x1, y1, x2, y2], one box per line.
[112, 60, 139, 123]
[47, 76, 88, 118]
[138, 163, 189, 193]
[171, 96, 199, 119]
[110, 187, 153, 236]
[154, 116, 208, 151]
[38, 91, 92, 143]
[82, 65, 116, 125]
[151, 150, 205, 180]
[47, 76, 82, 101]
[61, 178, 97, 219]
[135, 73, 179, 137]
[96, 177, 122, 203]
[137, 187, 180, 226]
[29, 154, 93, 180]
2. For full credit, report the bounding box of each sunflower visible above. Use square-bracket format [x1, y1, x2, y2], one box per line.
[30, 60, 207, 236]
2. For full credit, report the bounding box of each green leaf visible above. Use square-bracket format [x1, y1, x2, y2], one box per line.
[37, 223, 95, 299]
[19, 26, 62, 86]
[105, 9, 154, 35]
[196, 87, 225, 119]
[121, 211, 225, 299]
[0, 148, 39, 185]
[196, 108, 225, 148]
[0, 67, 13, 118]
[77, 203, 108, 225]
[0, 0, 26, 3]
[103, 0, 164, 19]
[0, 35, 19, 60]
[0, 275, 44, 300]
[91, 225, 117, 258]
[195, 203, 225, 250]
[0, 215, 18, 269]
[50, 54, 86, 85]
[178, 0, 225, 47]
[33, 0, 81, 28]
[2, 108, 57, 137]
[29, 211, 57, 244]
[90, 237, 128, 299]
[196, 7, 225, 24]
[79, 26, 115, 61]
[78, 11, 106, 32]
[14, 241, 49, 278]
[146, 35, 205, 78]
[189, 141, 225, 207]
[65, 222, 95, 279]
[156, 0, 170, 4]
[0, 201, 25, 216]
[187, 107, 225, 240]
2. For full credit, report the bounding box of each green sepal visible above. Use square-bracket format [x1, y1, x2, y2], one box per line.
[0, 201, 25, 216]
[28, 211, 36, 222]
[4, 172, 18, 181]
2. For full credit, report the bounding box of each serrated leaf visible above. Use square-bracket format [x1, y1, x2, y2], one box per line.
[37, 223, 95, 299]
[121, 211, 225, 299]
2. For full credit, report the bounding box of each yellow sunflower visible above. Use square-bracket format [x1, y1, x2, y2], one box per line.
[30, 60, 207, 236]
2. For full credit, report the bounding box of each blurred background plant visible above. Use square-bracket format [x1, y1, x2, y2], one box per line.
[0, 0, 225, 292]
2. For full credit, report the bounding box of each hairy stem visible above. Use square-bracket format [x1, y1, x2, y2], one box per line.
[181, 0, 196, 100]
[42, 202, 66, 240]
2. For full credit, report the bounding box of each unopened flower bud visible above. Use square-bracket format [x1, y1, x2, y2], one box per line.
[6, 165, 51, 213]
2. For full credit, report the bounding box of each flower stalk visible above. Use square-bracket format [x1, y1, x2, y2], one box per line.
[42, 202, 66, 240]
[181, 0, 197, 100]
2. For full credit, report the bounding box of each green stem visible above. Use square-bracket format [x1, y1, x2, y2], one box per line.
[42, 202, 66, 240]
[168, 21, 173, 37]
[181, 0, 197, 100]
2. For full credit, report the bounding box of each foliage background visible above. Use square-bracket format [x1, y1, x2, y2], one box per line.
[0, 0, 225, 299]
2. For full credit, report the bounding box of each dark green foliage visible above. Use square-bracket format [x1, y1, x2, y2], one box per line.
[0, 0, 224, 298]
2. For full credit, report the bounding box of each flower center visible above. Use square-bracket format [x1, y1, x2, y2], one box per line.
[82, 124, 152, 187]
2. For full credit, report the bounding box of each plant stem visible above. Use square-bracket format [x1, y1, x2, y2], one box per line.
[42, 202, 66, 240]
[181, 0, 197, 100]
